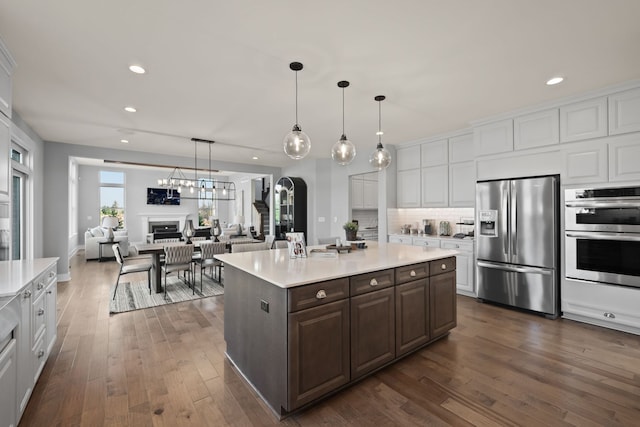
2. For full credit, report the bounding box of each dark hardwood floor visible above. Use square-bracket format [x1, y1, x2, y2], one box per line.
[19, 253, 640, 426]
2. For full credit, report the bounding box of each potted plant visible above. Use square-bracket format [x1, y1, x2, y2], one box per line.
[343, 221, 359, 241]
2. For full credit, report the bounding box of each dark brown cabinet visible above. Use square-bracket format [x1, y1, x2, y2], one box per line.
[288, 289, 350, 410]
[429, 270, 457, 337]
[395, 278, 430, 356]
[350, 287, 395, 379]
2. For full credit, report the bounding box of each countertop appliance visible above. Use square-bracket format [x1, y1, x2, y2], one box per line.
[565, 185, 640, 288]
[476, 175, 560, 317]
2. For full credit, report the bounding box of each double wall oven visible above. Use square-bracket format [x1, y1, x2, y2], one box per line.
[565, 186, 640, 288]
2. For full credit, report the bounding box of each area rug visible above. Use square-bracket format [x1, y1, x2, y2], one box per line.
[109, 274, 224, 314]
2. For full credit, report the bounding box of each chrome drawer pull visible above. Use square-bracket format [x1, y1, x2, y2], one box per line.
[38, 350, 45, 358]
[47, 290, 53, 295]
[316, 290, 327, 299]
[410, 270, 416, 277]
[441, 263, 447, 270]
[24, 290, 32, 298]
[37, 282, 45, 290]
[603, 312, 616, 319]
[38, 308, 45, 316]
[370, 278, 378, 286]
[49, 271, 55, 278]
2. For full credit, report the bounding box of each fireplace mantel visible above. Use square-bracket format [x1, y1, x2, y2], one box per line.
[138, 213, 191, 234]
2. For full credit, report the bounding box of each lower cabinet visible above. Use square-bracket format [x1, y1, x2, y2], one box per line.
[430, 271, 457, 337]
[395, 279, 430, 356]
[288, 299, 350, 409]
[440, 240, 475, 296]
[0, 338, 17, 427]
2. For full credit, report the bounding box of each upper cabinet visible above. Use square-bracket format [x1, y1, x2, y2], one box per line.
[609, 134, 640, 182]
[448, 133, 474, 163]
[351, 173, 378, 210]
[514, 109, 559, 150]
[560, 97, 608, 143]
[0, 38, 16, 119]
[0, 115, 10, 198]
[473, 119, 514, 156]
[396, 145, 421, 171]
[420, 139, 448, 167]
[609, 87, 640, 135]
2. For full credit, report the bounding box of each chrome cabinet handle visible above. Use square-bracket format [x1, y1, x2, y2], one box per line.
[424, 242, 429, 246]
[441, 263, 447, 270]
[410, 270, 416, 277]
[37, 282, 44, 290]
[370, 278, 378, 286]
[24, 290, 32, 298]
[604, 312, 616, 319]
[47, 290, 53, 294]
[49, 271, 55, 278]
[38, 350, 45, 358]
[316, 290, 327, 299]
[38, 308, 45, 316]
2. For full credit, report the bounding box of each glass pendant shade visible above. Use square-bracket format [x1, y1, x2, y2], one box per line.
[331, 135, 356, 165]
[283, 124, 311, 160]
[370, 142, 392, 170]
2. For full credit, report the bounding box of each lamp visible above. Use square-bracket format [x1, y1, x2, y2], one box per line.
[182, 219, 195, 244]
[331, 80, 356, 165]
[369, 95, 392, 170]
[283, 62, 311, 160]
[210, 218, 222, 242]
[101, 216, 119, 241]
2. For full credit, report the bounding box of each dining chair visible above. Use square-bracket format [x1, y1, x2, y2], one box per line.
[161, 244, 195, 296]
[112, 243, 153, 300]
[231, 242, 269, 253]
[195, 241, 226, 289]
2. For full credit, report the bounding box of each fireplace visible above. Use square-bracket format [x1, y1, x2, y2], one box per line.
[149, 221, 179, 233]
[139, 213, 190, 243]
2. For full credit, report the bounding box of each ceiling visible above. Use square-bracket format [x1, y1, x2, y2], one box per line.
[1, 1, 639, 168]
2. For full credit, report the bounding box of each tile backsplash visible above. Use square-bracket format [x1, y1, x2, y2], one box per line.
[387, 208, 475, 235]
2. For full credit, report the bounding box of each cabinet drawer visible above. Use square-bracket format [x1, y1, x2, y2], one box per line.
[46, 265, 57, 285]
[288, 278, 349, 313]
[395, 262, 429, 285]
[429, 257, 456, 276]
[32, 334, 47, 383]
[350, 269, 394, 297]
[441, 240, 473, 252]
[32, 293, 46, 344]
[32, 272, 47, 300]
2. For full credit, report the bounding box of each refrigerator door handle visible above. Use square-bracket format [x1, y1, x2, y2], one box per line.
[502, 185, 509, 256]
[477, 260, 552, 275]
[511, 181, 518, 257]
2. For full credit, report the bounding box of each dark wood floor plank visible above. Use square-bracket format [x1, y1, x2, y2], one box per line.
[18, 254, 640, 426]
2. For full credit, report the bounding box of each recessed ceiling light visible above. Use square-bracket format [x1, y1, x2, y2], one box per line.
[546, 76, 564, 86]
[129, 65, 146, 74]
[252, 156, 259, 160]
[120, 139, 129, 144]
[124, 106, 137, 113]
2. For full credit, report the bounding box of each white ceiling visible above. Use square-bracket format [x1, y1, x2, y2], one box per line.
[1, 1, 639, 168]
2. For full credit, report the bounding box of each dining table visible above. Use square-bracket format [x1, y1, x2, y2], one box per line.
[134, 237, 261, 293]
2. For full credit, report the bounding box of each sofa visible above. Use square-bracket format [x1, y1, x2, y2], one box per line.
[84, 226, 129, 260]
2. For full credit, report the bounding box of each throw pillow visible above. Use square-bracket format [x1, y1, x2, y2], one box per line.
[89, 226, 104, 237]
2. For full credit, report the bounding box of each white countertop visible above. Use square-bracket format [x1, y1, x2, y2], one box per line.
[0, 258, 58, 297]
[215, 242, 458, 289]
[389, 233, 474, 242]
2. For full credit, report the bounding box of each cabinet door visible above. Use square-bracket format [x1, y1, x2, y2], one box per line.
[350, 177, 364, 209]
[395, 279, 429, 356]
[0, 40, 13, 119]
[473, 119, 514, 156]
[0, 114, 9, 197]
[17, 287, 33, 416]
[412, 237, 440, 248]
[441, 241, 474, 296]
[449, 133, 474, 163]
[397, 169, 420, 208]
[288, 299, 350, 410]
[448, 161, 475, 207]
[560, 97, 608, 143]
[563, 142, 608, 185]
[351, 287, 395, 380]
[514, 109, 559, 150]
[45, 280, 57, 355]
[421, 139, 448, 167]
[362, 180, 378, 208]
[421, 165, 448, 207]
[0, 339, 17, 427]
[609, 135, 640, 182]
[389, 235, 412, 245]
[396, 146, 421, 171]
[608, 87, 640, 135]
[429, 271, 457, 337]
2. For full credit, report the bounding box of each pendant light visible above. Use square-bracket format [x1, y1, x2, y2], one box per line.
[369, 95, 392, 170]
[283, 62, 311, 160]
[331, 80, 356, 165]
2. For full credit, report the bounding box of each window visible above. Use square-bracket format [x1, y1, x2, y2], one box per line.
[100, 171, 125, 228]
[11, 143, 30, 260]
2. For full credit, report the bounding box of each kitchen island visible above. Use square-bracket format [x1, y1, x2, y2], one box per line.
[216, 242, 458, 417]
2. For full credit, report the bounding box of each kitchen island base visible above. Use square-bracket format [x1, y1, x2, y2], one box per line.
[222, 247, 457, 418]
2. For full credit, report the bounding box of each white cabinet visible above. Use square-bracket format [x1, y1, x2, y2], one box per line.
[441, 240, 475, 296]
[421, 165, 448, 207]
[449, 161, 475, 207]
[388, 235, 413, 245]
[563, 141, 608, 185]
[608, 135, 640, 182]
[0, 114, 9, 198]
[16, 285, 33, 417]
[421, 139, 448, 167]
[0, 338, 17, 427]
[351, 176, 364, 209]
[397, 169, 421, 208]
[362, 180, 378, 208]
[351, 174, 378, 209]
[609, 87, 640, 135]
[396, 146, 421, 171]
[44, 271, 58, 355]
[0, 38, 15, 119]
[473, 119, 514, 156]
[514, 109, 559, 150]
[563, 278, 640, 335]
[411, 237, 440, 248]
[560, 97, 608, 143]
[449, 133, 474, 163]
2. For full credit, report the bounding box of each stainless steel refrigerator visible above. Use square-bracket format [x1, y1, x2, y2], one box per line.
[476, 175, 560, 317]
